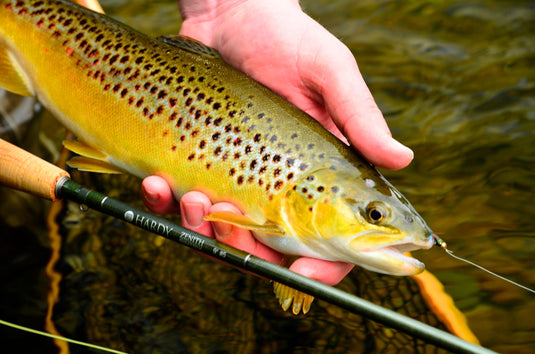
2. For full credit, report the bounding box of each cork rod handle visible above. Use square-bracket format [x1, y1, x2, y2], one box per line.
[0, 138, 69, 200]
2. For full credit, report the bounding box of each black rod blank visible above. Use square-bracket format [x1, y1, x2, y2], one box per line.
[56, 176, 495, 354]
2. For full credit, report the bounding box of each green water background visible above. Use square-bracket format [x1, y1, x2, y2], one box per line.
[0, 0, 534, 352]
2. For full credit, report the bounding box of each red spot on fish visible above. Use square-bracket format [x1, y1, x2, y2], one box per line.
[66, 47, 72, 54]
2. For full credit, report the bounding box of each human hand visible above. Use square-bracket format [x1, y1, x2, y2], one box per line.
[142, 176, 355, 287]
[144, 0, 412, 288]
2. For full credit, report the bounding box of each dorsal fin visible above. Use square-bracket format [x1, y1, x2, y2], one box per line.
[156, 35, 222, 59]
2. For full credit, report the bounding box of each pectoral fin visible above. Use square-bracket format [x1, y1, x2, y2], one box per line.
[63, 139, 123, 174]
[204, 211, 284, 235]
[0, 47, 34, 96]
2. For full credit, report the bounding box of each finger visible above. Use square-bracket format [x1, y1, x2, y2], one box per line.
[289, 257, 354, 286]
[180, 191, 214, 237]
[142, 175, 180, 214]
[209, 202, 284, 264]
[299, 23, 414, 170]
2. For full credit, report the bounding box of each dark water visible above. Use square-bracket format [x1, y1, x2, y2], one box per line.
[1, 0, 534, 352]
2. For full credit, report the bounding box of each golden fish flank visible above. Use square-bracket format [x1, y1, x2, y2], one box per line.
[0, 0, 434, 278]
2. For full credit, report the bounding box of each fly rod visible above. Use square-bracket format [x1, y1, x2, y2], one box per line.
[0, 138, 495, 354]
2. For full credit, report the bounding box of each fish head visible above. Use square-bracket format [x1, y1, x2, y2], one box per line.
[276, 163, 434, 276]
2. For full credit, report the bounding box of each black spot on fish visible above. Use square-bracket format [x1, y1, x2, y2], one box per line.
[245, 145, 252, 154]
[199, 140, 206, 149]
[213, 102, 221, 110]
[250, 160, 257, 170]
[331, 186, 339, 193]
[274, 180, 283, 190]
[229, 168, 236, 176]
[299, 163, 308, 171]
[169, 98, 177, 107]
[214, 146, 222, 156]
[317, 186, 325, 192]
[212, 132, 220, 141]
[188, 153, 195, 161]
[287, 173, 294, 180]
[169, 112, 177, 121]
[237, 175, 244, 185]
[273, 155, 281, 163]
[254, 134, 262, 142]
[109, 54, 119, 65]
[197, 93, 205, 101]
[185, 98, 193, 106]
[307, 175, 315, 182]
[274, 168, 281, 177]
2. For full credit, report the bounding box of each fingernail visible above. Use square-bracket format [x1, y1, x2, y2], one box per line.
[213, 222, 232, 240]
[183, 202, 204, 228]
[144, 190, 160, 203]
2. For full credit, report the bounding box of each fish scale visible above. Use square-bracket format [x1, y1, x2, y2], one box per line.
[0, 0, 436, 314]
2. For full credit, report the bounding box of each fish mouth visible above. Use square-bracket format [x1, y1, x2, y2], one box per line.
[361, 245, 426, 275]
[349, 234, 434, 275]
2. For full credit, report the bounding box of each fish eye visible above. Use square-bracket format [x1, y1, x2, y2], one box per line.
[366, 202, 389, 224]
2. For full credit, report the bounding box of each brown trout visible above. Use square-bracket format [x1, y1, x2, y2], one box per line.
[0, 0, 435, 313]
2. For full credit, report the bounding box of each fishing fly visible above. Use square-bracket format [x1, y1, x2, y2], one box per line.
[432, 234, 535, 295]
